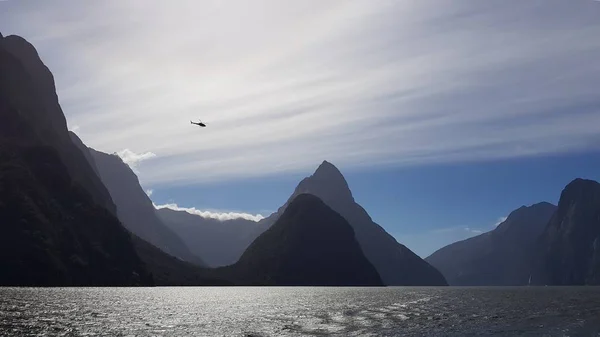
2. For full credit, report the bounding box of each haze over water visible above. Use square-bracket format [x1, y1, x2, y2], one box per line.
[1, 287, 599, 337]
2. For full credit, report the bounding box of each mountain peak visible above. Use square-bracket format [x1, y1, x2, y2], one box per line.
[558, 178, 600, 207]
[292, 160, 353, 203]
[2, 35, 43, 62]
[495, 202, 557, 236]
[264, 160, 354, 227]
[505, 202, 556, 221]
[564, 178, 600, 191]
[313, 160, 343, 177]
[310, 160, 348, 187]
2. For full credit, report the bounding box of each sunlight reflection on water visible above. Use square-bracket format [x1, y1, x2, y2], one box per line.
[1, 287, 599, 336]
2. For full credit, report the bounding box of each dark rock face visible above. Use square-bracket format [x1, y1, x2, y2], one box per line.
[157, 208, 263, 267]
[0, 35, 151, 285]
[532, 179, 600, 285]
[224, 194, 383, 286]
[85, 147, 205, 266]
[260, 161, 447, 286]
[425, 202, 557, 286]
[1, 35, 117, 215]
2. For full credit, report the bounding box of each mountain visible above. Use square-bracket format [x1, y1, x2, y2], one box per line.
[81, 145, 204, 266]
[0, 33, 151, 285]
[0, 34, 116, 215]
[425, 202, 557, 286]
[531, 178, 600, 285]
[258, 161, 447, 286]
[222, 193, 383, 286]
[157, 207, 264, 267]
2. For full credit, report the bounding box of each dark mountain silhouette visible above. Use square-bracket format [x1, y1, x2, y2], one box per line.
[425, 202, 557, 286]
[531, 179, 600, 285]
[0, 33, 151, 285]
[0, 34, 116, 215]
[80, 145, 205, 266]
[258, 161, 447, 286]
[157, 207, 264, 267]
[221, 193, 383, 286]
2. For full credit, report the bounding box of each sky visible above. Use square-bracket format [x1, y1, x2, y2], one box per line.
[2, 0, 600, 257]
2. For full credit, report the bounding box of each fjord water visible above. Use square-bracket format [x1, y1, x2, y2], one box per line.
[1, 287, 599, 336]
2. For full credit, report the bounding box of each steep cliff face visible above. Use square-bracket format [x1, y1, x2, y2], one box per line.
[0, 35, 116, 215]
[259, 161, 447, 286]
[532, 179, 600, 285]
[426, 202, 557, 285]
[224, 194, 383, 286]
[0, 35, 151, 285]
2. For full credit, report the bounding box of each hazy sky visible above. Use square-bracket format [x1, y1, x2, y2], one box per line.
[2, 0, 600, 256]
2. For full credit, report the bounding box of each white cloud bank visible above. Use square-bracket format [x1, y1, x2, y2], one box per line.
[154, 203, 265, 222]
[3, 0, 600, 186]
[116, 149, 156, 167]
[493, 216, 508, 227]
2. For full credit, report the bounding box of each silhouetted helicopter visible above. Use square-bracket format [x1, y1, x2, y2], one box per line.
[190, 119, 206, 127]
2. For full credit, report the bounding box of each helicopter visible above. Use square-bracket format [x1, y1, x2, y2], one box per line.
[190, 119, 206, 127]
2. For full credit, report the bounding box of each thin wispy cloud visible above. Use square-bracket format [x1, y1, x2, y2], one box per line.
[154, 203, 264, 222]
[430, 226, 484, 236]
[3, 0, 600, 186]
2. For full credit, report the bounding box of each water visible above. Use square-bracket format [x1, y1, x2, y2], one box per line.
[1, 287, 599, 336]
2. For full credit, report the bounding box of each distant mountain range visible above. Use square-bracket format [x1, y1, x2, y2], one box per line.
[426, 202, 557, 286]
[85, 145, 205, 266]
[2, 32, 600, 287]
[427, 178, 600, 286]
[156, 207, 262, 267]
[160, 160, 447, 286]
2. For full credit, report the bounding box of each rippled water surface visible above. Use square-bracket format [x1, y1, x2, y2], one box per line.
[1, 287, 600, 336]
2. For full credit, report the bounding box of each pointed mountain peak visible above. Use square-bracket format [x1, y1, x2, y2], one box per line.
[313, 160, 344, 178]
[294, 160, 353, 203]
[264, 160, 355, 223]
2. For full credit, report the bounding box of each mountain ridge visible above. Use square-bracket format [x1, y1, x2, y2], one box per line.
[425, 202, 557, 286]
[80, 142, 205, 266]
[157, 207, 261, 267]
